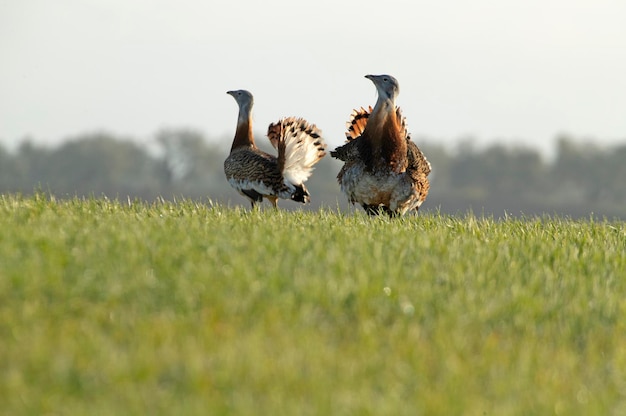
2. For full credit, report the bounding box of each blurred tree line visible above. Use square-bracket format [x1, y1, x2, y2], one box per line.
[1, 130, 625, 219]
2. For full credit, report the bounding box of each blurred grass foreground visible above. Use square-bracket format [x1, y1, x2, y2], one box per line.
[0, 194, 625, 414]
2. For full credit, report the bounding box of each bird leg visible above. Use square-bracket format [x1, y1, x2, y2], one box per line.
[266, 196, 278, 208]
[241, 189, 263, 209]
[362, 204, 382, 216]
[362, 204, 399, 217]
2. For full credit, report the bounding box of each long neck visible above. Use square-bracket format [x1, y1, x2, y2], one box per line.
[231, 106, 255, 151]
[359, 96, 407, 172]
[365, 96, 395, 142]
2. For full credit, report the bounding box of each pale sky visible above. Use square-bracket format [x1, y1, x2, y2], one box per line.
[1, 0, 625, 155]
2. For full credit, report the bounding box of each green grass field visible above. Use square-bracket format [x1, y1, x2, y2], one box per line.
[1, 194, 625, 415]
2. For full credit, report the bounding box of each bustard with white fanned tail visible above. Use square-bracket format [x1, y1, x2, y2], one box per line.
[225, 90, 326, 208]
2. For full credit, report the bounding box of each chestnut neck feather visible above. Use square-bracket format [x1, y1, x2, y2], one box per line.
[358, 99, 407, 173]
[231, 110, 255, 152]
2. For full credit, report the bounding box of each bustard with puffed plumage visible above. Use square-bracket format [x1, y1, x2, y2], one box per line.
[330, 75, 431, 216]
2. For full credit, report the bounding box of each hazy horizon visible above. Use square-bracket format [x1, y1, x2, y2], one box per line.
[2, 0, 625, 156]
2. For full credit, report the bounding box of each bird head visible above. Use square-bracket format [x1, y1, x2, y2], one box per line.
[227, 89, 254, 113]
[365, 74, 399, 102]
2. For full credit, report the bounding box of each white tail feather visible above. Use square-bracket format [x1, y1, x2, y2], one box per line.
[269, 117, 326, 186]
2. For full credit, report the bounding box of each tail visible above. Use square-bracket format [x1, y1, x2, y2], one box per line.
[329, 106, 371, 161]
[344, 105, 408, 142]
[345, 106, 373, 141]
[267, 117, 326, 186]
[332, 105, 415, 165]
[290, 184, 311, 203]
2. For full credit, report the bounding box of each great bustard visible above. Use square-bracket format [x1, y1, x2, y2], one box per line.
[225, 89, 326, 208]
[330, 75, 431, 216]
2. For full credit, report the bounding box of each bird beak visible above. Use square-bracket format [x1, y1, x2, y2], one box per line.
[364, 75, 374, 81]
[226, 90, 234, 96]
